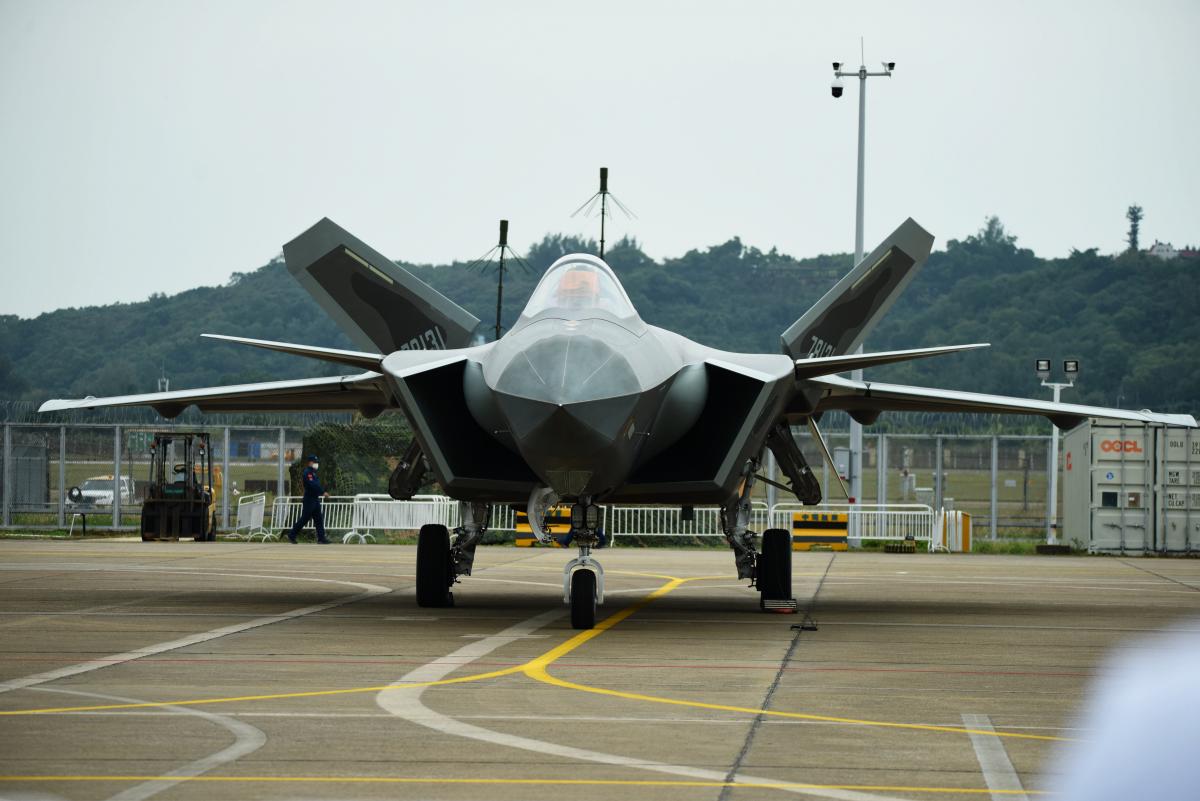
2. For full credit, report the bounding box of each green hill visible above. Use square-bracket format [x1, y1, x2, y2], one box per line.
[2, 218, 1196, 428]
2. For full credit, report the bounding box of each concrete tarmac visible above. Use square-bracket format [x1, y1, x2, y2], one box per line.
[1, 540, 1198, 800]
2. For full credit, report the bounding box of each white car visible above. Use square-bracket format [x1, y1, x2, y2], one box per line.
[68, 476, 135, 507]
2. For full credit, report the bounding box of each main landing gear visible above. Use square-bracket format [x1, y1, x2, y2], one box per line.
[722, 458, 796, 612]
[415, 501, 490, 608]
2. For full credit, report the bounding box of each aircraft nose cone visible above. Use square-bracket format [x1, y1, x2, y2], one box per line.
[493, 333, 639, 406]
[494, 392, 640, 497]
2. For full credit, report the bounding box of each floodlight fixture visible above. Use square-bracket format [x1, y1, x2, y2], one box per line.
[1064, 359, 1079, 375]
[1036, 359, 1051, 377]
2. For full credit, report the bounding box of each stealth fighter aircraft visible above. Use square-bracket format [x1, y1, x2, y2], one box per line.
[42, 218, 1198, 628]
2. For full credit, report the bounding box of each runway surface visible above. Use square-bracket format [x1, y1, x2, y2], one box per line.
[1, 540, 1198, 800]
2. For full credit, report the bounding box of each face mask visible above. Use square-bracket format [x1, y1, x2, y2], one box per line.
[311, 463, 319, 470]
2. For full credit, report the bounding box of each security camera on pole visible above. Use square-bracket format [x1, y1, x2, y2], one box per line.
[831, 47, 894, 528]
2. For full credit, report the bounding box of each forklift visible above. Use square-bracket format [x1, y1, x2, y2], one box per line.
[140, 432, 219, 541]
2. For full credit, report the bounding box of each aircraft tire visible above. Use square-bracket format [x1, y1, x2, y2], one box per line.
[570, 569, 597, 630]
[416, 523, 453, 607]
[758, 528, 793, 604]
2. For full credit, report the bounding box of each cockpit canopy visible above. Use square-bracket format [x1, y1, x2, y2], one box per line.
[519, 255, 638, 323]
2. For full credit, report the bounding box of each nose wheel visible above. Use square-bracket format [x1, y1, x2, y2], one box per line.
[564, 544, 605, 630]
[569, 568, 597, 629]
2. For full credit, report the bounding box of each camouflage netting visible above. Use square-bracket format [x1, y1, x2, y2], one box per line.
[289, 415, 426, 497]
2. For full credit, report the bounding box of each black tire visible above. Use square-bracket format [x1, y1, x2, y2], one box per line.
[570, 569, 597, 630]
[416, 524, 453, 607]
[757, 528, 793, 604]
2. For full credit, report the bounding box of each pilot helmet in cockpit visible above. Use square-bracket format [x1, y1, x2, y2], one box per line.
[555, 268, 600, 308]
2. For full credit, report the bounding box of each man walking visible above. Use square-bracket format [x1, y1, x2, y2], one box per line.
[288, 454, 331, 544]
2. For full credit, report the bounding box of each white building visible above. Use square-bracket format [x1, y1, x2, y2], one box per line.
[1147, 240, 1179, 260]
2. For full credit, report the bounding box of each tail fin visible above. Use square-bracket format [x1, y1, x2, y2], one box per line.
[283, 218, 484, 353]
[781, 218, 934, 360]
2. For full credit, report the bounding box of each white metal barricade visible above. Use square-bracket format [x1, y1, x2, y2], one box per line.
[606, 502, 770, 544]
[233, 493, 269, 540]
[271, 494, 462, 541]
[932, 509, 972, 553]
[265, 495, 937, 549]
[490, 504, 516, 532]
[344, 494, 458, 542]
[270, 496, 357, 535]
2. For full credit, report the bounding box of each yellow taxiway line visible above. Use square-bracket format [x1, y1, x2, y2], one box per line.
[0, 572, 1072, 743]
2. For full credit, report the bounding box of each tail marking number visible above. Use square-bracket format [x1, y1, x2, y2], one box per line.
[400, 327, 448, 350]
[807, 335, 836, 359]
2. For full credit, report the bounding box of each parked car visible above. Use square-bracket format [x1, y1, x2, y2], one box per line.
[67, 475, 135, 507]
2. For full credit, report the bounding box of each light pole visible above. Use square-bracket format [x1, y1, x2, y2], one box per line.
[1036, 358, 1079, 543]
[831, 51, 894, 509]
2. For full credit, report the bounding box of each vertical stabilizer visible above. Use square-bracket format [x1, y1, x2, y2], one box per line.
[283, 218, 484, 353]
[781, 218, 934, 360]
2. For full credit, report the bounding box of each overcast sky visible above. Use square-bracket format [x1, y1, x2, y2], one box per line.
[1, 0, 1197, 318]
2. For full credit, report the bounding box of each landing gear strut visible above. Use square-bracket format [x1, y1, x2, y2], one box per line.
[721, 458, 761, 581]
[525, 486, 606, 630]
[722, 458, 796, 612]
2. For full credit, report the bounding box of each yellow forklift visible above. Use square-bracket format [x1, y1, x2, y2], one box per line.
[140, 432, 221, 541]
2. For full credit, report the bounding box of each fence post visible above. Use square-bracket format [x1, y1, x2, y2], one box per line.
[112, 425, 121, 530]
[58, 425, 66, 528]
[276, 427, 286, 499]
[222, 427, 231, 530]
[2, 423, 10, 528]
[1047, 433, 1060, 543]
[822, 449, 830, 501]
[764, 448, 777, 510]
[876, 433, 887, 505]
[990, 435, 998, 540]
[935, 435, 944, 511]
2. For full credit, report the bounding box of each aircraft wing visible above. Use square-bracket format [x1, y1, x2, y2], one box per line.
[804, 374, 1198, 429]
[38, 372, 395, 419]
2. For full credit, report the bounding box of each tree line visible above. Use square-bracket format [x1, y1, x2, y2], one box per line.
[2, 217, 1196, 431]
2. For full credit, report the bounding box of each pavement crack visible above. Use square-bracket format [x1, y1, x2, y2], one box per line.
[718, 553, 837, 800]
[1118, 559, 1200, 591]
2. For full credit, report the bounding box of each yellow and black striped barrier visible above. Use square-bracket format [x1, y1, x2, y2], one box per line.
[514, 505, 571, 547]
[791, 512, 848, 551]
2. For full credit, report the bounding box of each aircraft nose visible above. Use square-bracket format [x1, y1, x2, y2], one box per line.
[493, 333, 638, 406]
[494, 386, 641, 498]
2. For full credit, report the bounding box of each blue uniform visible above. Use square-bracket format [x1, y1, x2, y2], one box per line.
[288, 465, 329, 543]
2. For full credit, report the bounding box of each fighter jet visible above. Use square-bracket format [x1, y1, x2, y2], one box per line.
[41, 217, 1197, 628]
